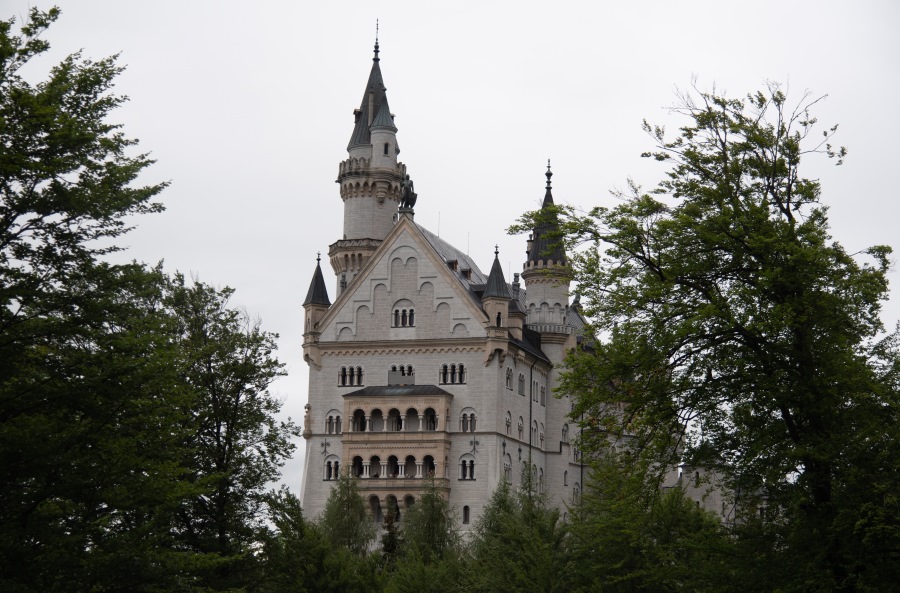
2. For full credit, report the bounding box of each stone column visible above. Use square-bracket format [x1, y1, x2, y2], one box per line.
[365, 415, 371, 432]
[415, 462, 423, 478]
[363, 461, 370, 478]
[381, 461, 388, 476]
[400, 414, 406, 432]
[418, 413, 424, 432]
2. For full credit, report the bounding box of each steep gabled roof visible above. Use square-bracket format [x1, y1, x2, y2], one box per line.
[302, 257, 331, 306]
[348, 41, 394, 149]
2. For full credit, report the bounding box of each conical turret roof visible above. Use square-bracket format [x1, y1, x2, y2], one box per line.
[528, 161, 567, 265]
[303, 257, 331, 306]
[347, 41, 395, 149]
[483, 248, 512, 299]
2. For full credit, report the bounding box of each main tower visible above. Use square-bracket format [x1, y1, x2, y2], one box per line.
[329, 38, 406, 296]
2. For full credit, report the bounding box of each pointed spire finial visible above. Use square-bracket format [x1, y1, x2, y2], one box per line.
[545, 159, 553, 190]
[316, 251, 321, 264]
[494, 244, 499, 256]
[373, 20, 380, 62]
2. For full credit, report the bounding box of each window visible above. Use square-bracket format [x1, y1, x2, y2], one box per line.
[505, 368, 513, 390]
[496, 311, 502, 326]
[532, 381, 538, 401]
[325, 413, 341, 434]
[517, 417, 524, 440]
[324, 456, 339, 480]
[531, 421, 538, 445]
[339, 366, 363, 387]
[564, 470, 568, 486]
[505, 411, 511, 436]
[383, 142, 389, 155]
[540, 386, 546, 406]
[518, 374, 525, 395]
[562, 423, 569, 442]
[460, 409, 476, 432]
[463, 505, 470, 524]
[439, 363, 467, 385]
[393, 308, 415, 327]
[459, 454, 475, 480]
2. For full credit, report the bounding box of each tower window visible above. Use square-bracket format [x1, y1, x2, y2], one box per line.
[463, 506, 470, 524]
[518, 374, 525, 395]
[384, 142, 389, 155]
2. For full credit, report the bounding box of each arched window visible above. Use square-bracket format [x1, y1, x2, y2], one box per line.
[401, 309, 407, 326]
[348, 367, 356, 386]
[383, 142, 389, 155]
[539, 468, 544, 493]
[408, 309, 414, 326]
[540, 423, 545, 448]
[324, 455, 339, 480]
[458, 364, 465, 384]
[531, 421, 538, 445]
[518, 374, 525, 395]
[463, 505, 470, 524]
[440, 364, 448, 384]
[460, 408, 476, 433]
[450, 364, 457, 384]
[517, 417, 524, 440]
[496, 311, 502, 326]
[505, 411, 511, 436]
[394, 310, 400, 327]
[459, 454, 475, 480]
[339, 367, 347, 386]
[540, 386, 546, 406]
[506, 368, 513, 390]
[326, 416, 334, 434]
[335, 416, 342, 433]
[356, 367, 364, 386]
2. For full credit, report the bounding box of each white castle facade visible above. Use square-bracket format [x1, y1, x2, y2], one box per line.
[299, 40, 588, 529]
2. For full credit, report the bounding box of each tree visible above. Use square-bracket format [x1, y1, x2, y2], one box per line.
[319, 471, 376, 555]
[568, 457, 734, 593]
[165, 273, 296, 589]
[468, 475, 570, 593]
[259, 488, 382, 593]
[0, 9, 195, 592]
[526, 84, 900, 592]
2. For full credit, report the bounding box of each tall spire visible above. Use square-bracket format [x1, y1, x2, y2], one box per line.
[527, 161, 566, 265]
[347, 36, 394, 149]
[543, 159, 554, 207]
[303, 254, 331, 306]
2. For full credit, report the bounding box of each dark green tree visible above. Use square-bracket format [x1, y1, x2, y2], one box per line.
[521, 84, 900, 592]
[258, 488, 382, 593]
[0, 8, 196, 592]
[318, 471, 376, 555]
[568, 457, 734, 593]
[165, 274, 296, 589]
[468, 474, 570, 593]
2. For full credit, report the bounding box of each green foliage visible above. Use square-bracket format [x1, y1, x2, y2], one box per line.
[319, 471, 376, 555]
[164, 273, 296, 589]
[258, 488, 382, 593]
[468, 478, 570, 593]
[396, 478, 459, 562]
[515, 84, 900, 591]
[568, 459, 734, 593]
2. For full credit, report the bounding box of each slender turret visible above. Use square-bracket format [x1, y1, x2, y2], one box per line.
[330, 37, 407, 295]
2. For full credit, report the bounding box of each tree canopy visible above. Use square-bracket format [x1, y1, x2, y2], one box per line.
[515, 84, 900, 592]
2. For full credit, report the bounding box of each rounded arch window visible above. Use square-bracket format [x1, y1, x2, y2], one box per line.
[459, 454, 476, 480]
[392, 299, 415, 327]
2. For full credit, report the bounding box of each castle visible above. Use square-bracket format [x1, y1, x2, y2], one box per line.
[298, 39, 587, 528]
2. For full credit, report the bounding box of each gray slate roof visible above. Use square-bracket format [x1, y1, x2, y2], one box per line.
[347, 42, 394, 150]
[303, 260, 331, 306]
[343, 384, 454, 397]
[483, 253, 512, 299]
[528, 166, 567, 265]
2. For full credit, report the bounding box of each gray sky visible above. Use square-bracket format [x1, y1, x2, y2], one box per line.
[9, 0, 900, 494]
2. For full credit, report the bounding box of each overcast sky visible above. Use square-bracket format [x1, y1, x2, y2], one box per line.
[9, 0, 899, 494]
